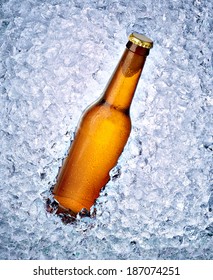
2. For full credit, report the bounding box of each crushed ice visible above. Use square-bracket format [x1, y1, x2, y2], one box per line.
[0, 0, 212, 259]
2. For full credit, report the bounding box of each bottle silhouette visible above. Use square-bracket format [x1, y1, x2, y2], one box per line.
[52, 33, 153, 216]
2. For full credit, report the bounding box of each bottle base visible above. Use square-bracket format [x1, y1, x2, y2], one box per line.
[53, 194, 93, 216]
[45, 195, 91, 224]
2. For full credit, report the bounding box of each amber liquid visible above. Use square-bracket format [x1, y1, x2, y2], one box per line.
[53, 44, 147, 215]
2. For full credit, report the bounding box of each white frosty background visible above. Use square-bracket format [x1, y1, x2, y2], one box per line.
[0, 0, 212, 259]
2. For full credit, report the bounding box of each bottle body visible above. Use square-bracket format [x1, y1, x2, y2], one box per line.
[54, 101, 131, 214]
[52, 33, 153, 215]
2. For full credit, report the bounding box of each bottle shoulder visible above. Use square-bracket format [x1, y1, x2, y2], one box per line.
[80, 100, 131, 131]
[84, 100, 131, 120]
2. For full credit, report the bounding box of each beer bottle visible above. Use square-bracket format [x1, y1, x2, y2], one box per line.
[52, 33, 153, 216]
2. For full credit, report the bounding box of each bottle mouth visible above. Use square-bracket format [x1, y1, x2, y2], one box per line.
[126, 41, 151, 56]
[128, 33, 153, 49]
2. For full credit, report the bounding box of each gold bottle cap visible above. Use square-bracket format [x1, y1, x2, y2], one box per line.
[128, 33, 153, 49]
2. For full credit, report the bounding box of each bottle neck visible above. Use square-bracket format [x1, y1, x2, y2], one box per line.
[102, 42, 149, 112]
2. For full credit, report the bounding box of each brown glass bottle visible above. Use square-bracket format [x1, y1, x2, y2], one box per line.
[53, 33, 153, 216]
